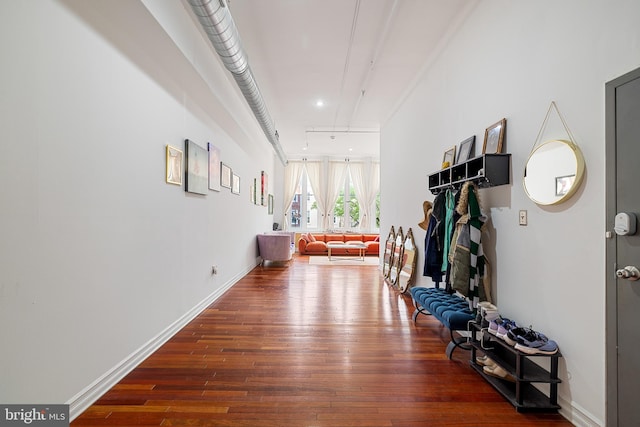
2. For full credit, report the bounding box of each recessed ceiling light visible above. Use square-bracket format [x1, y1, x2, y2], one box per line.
[348, 148, 353, 152]
[315, 100, 324, 107]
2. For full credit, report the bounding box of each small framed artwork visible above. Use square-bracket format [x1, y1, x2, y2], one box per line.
[231, 173, 240, 195]
[220, 163, 232, 189]
[442, 146, 456, 168]
[250, 181, 256, 204]
[166, 145, 183, 185]
[207, 143, 221, 191]
[482, 118, 507, 154]
[261, 171, 268, 206]
[253, 178, 258, 205]
[456, 136, 476, 164]
[555, 174, 575, 196]
[268, 194, 274, 214]
[184, 139, 208, 195]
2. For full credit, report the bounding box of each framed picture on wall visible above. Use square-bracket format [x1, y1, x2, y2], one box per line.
[232, 173, 240, 195]
[165, 145, 183, 185]
[261, 171, 268, 206]
[253, 178, 258, 204]
[220, 163, 232, 189]
[268, 194, 274, 214]
[482, 118, 507, 154]
[456, 136, 475, 164]
[207, 143, 221, 191]
[184, 139, 208, 195]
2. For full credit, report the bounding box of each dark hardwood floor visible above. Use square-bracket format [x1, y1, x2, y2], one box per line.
[72, 255, 571, 426]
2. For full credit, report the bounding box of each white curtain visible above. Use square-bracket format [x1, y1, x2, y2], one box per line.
[305, 161, 327, 229]
[305, 160, 350, 231]
[350, 161, 380, 231]
[370, 162, 380, 228]
[282, 161, 304, 230]
[325, 161, 348, 230]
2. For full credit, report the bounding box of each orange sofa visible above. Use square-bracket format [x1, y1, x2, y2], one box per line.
[298, 233, 380, 256]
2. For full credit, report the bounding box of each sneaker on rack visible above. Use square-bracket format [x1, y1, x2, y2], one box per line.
[515, 339, 559, 355]
[476, 355, 497, 367]
[496, 319, 518, 340]
[482, 364, 516, 382]
[487, 318, 501, 335]
[478, 302, 498, 316]
[514, 328, 549, 348]
[504, 326, 530, 346]
[481, 303, 499, 318]
[488, 317, 512, 336]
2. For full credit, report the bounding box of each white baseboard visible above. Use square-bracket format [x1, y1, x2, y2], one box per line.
[558, 396, 603, 427]
[67, 265, 254, 421]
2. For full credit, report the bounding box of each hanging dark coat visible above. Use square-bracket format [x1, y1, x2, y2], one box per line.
[423, 191, 446, 286]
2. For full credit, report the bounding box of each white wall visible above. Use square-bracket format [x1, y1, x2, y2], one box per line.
[382, 1, 640, 425]
[0, 0, 278, 415]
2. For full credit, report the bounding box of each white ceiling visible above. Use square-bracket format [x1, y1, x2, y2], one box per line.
[225, 0, 472, 160]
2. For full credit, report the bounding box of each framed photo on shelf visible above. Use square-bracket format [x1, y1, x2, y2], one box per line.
[456, 136, 475, 164]
[184, 139, 208, 195]
[482, 118, 506, 154]
[220, 163, 232, 189]
[231, 173, 240, 195]
[207, 143, 221, 191]
[442, 146, 456, 168]
[165, 145, 183, 185]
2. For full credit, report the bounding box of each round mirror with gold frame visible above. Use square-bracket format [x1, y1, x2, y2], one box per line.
[523, 139, 585, 205]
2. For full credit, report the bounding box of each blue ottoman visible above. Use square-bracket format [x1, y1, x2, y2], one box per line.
[410, 286, 475, 359]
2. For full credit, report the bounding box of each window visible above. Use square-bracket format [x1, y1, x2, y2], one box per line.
[333, 173, 358, 228]
[286, 160, 379, 232]
[289, 171, 318, 230]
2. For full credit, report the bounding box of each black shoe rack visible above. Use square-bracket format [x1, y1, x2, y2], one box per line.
[468, 321, 562, 412]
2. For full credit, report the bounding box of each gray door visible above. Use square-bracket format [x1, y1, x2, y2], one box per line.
[606, 67, 640, 426]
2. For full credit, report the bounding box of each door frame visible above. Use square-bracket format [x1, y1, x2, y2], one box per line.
[605, 66, 640, 427]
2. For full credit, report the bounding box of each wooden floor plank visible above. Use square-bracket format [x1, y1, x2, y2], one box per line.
[71, 255, 571, 427]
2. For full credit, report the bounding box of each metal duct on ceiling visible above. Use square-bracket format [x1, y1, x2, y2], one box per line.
[188, 0, 288, 165]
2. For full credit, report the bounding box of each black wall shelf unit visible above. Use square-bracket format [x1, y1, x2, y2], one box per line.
[469, 322, 562, 413]
[428, 153, 511, 194]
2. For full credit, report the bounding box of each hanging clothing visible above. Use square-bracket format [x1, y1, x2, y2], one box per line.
[449, 182, 491, 312]
[441, 189, 456, 274]
[442, 190, 460, 294]
[423, 215, 443, 286]
[423, 192, 446, 286]
[467, 186, 484, 310]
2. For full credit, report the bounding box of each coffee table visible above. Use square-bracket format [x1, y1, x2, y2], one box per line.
[327, 241, 366, 261]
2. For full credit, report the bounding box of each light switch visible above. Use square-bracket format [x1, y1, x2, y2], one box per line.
[519, 210, 528, 226]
